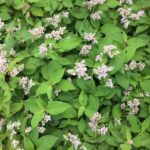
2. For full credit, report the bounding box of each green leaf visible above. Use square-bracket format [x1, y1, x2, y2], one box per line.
[78, 118, 86, 134]
[4, 34, 16, 50]
[71, 7, 88, 19]
[58, 35, 81, 52]
[36, 82, 49, 96]
[61, 107, 77, 118]
[124, 46, 136, 62]
[79, 90, 88, 106]
[121, 144, 131, 150]
[101, 24, 123, 43]
[24, 98, 46, 113]
[31, 7, 44, 17]
[36, 135, 59, 150]
[46, 101, 72, 115]
[13, 0, 24, 10]
[24, 137, 35, 150]
[135, 25, 149, 34]
[87, 95, 99, 112]
[140, 80, 150, 92]
[106, 0, 120, 8]
[127, 38, 148, 50]
[63, 0, 73, 7]
[31, 112, 44, 128]
[47, 85, 53, 99]
[57, 80, 76, 92]
[141, 117, 150, 132]
[133, 133, 150, 147]
[0, 12, 11, 20]
[78, 106, 85, 118]
[41, 61, 65, 85]
[112, 104, 121, 118]
[110, 51, 125, 74]
[10, 103, 23, 115]
[50, 69, 65, 85]
[27, 0, 39, 2]
[115, 73, 129, 89]
[126, 128, 132, 140]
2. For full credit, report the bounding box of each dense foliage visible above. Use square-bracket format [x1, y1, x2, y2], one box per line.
[0, 0, 150, 149]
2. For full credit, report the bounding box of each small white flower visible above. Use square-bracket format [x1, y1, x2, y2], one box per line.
[63, 11, 69, 18]
[138, 62, 145, 71]
[12, 140, 19, 148]
[90, 11, 102, 20]
[0, 18, 4, 29]
[55, 89, 61, 96]
[80, 45, 92, 55]
[84, 33, 97, 44]
[105, 78, 114, 88]
[121, 103, 126, 109]
[28, 27, 45, 38]
[94, 64, 113, 79]
[39, 44, 48, 54]
[19, 77, 35, 95]
[127, 140, 133, 145]
[47, 14, 61, 27]
[9, 48, 16, 56]
[95, 53, 103, 62]
[64, 133, 82, 150]
[97, 126, 108, 135]
[25, 127, 32, 134]
[114, 118, 121, 125]
[38, 126, 46, 134]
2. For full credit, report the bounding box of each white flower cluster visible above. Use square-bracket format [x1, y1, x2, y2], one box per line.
[38, 113, 51, 134]
[123, 86, 133, 96]
[95, 53, 103, 62]
[55, 89, 61, 96]
[7, 121, 23, 149]
[88, 112, 108, 135]
[0, 50, 8, 74]
[114, 118, 121, 126]
[39, 44, 48, 54]
[125, 60, 145, 71]
[79, 45, 92, 55]
[67, 60, 91, 80]
[90, 11, 102, 20]
[62, 11, 69, 18]
[118, 6, 144, 28]
[19, 77, 35, 95]
[95, 44, 119, 62]
[23, 2, 30, 11]
[28, 27, 45, 38]
[6, 26, 21, 33]
[127, 98, 140, 114]
[9, 48, 16, 56]
[0, 18, 4, 29]
[0, 44, 5, 50]
[104, 45, 120, 58]
[84, 33, 97, 44]
[64, 133, 87, 150]
[45, 27, 66, 40]
[121, 98, 140, 114]
[120, 0, 133, 5]
[140, 92, 150, 98]
[47, 14, 61, 27]
[25, 126, 32, 134]
[83, 0, 106, 9]
[105, 78, 114, 88]
[9, 64, 24, 77]
[94, 64, 113, 80]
